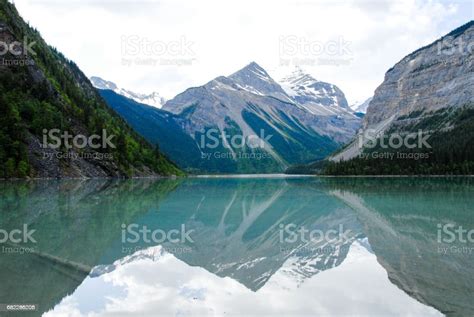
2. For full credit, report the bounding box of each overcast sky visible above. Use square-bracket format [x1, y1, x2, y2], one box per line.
[15, 0, 473, 104]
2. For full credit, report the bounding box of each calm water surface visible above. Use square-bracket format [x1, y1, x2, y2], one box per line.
[0, 177, 473, 316]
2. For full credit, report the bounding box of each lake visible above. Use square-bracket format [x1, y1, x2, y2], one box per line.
[0, 177, 473, 316]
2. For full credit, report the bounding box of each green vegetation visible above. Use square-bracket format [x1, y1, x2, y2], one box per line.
[243, 103, 339, 164]
[0, 0, 182, 177]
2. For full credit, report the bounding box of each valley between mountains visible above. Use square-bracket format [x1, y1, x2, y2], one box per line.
[93, 63, 362, 174]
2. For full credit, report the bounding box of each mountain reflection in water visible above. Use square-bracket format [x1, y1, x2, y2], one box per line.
[0, 177, 472, 316]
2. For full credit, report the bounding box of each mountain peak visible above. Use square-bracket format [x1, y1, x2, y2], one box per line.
[231, 61, 271, 80]
[279, 68, 351, 113]
[227, 62, 290, 100]
[246, 61, 266, 72]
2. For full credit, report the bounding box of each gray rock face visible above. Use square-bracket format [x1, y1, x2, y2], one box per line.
[332, 21, 474, 162]
[364, 21, 474, 128]
[160, 62, 361, 172]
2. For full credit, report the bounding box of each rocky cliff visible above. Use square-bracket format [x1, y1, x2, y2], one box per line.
[364, 21, 473, 129]
[330, 21, 474, 165]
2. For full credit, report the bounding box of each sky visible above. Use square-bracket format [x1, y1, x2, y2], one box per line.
[14, 0, 473, 105]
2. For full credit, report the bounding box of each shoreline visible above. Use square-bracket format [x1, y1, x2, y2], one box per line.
[1, 174, 474, 181]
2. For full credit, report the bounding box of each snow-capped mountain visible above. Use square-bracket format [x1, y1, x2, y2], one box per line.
[89, 76, 118, 91]
[279, 67, 353, 116]
[99, 62, 362, 173]
[119, 90, 166, 109]
[90, 76, 166, 109]
[160, 62, 361, 172]
[350, 97, 373, 114]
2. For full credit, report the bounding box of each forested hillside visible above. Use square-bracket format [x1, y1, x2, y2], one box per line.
[0, 0, 181, 178]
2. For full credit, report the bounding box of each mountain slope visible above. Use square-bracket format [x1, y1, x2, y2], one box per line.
[101, 85, 338, 173]
[90, 76, 166, 109]
[325, 20, 474, 175]
[0, 1, 181, 178]
[98, 89, 210, 172]
[152, 62, 360, 173]
[98, 63, 362, 173]
[278, 67, 361, 140]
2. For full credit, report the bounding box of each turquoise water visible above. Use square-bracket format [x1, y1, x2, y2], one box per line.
[0, 177, 473, 316]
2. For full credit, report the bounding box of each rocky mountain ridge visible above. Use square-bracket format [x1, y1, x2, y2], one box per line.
[100, 62, 361, 173]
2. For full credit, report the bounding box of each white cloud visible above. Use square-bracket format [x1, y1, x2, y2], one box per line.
[44, 243, 442, 316]
[15, 0, 471, 104]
